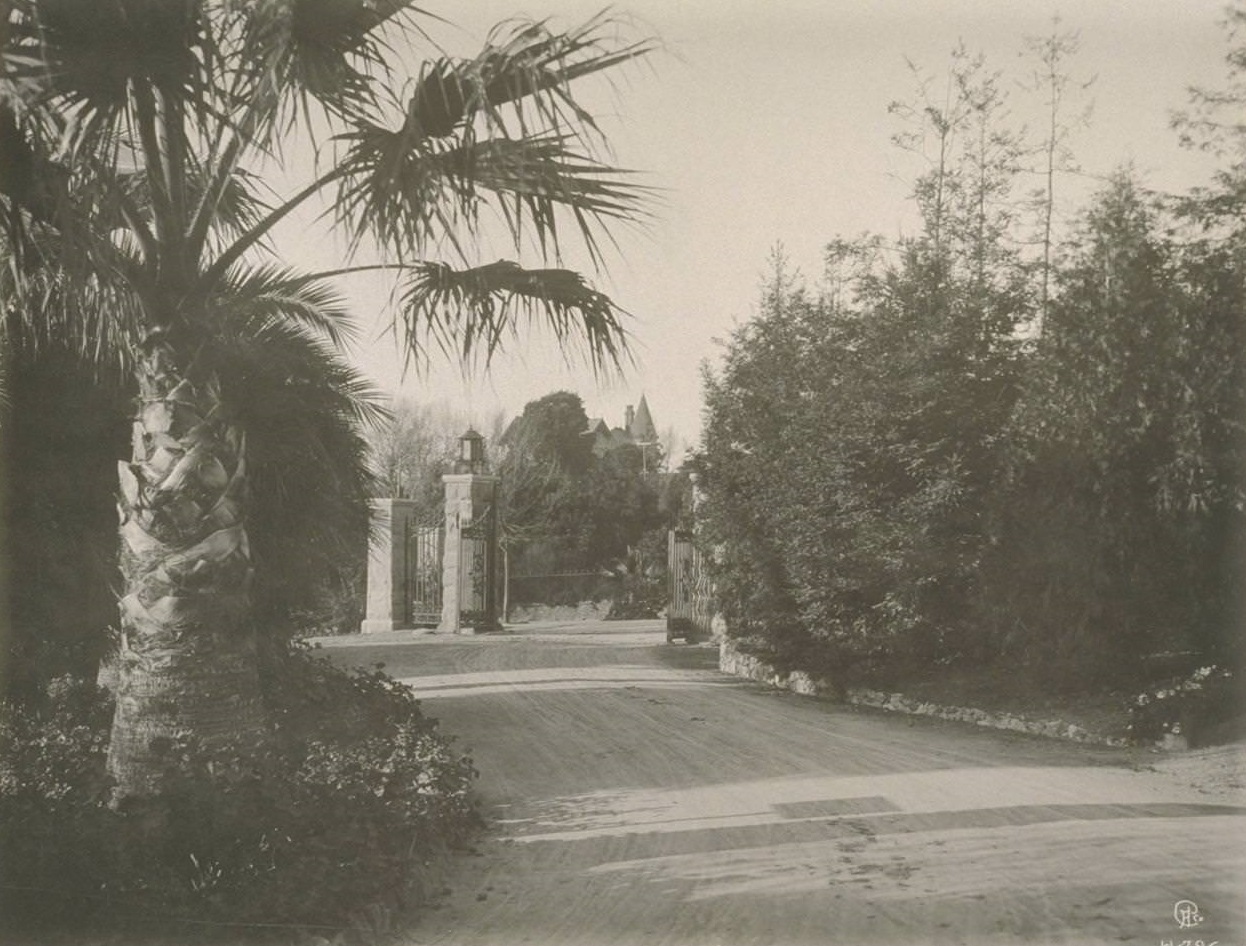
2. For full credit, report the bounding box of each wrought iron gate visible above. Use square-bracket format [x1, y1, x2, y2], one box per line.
[406, 515, 444, 627]
[458, 504, 498, 627]
[667, 529, 712, 641]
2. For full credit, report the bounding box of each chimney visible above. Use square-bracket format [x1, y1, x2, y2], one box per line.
[625, 404, 635, 431]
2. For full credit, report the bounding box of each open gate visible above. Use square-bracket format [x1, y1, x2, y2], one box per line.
[457, 503, 499, 627]
[406, 514, 444, 627]
[667, 529, 712, 642]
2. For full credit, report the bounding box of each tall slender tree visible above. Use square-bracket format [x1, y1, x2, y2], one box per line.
[889, 52, 971, 258]
[1021, 18, 1094, 332]
[0, 0, 654, 800]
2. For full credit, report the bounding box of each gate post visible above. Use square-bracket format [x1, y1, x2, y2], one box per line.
[361, 497, 419, 633]
[439, 430, 502, 634]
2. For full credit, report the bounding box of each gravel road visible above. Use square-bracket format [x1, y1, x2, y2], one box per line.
[319, 620, 1245, 946]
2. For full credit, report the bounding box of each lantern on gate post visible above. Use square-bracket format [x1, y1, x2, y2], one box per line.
[454, 428, 487, 474]
[441, 428, 500, 633]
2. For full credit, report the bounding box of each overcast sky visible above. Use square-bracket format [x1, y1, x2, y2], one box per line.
[288, 0, 1233, 454]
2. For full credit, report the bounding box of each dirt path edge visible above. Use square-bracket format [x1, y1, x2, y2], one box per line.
[718, 638, 1133, 748]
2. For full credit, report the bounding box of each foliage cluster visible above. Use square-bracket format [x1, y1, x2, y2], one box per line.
[602, 530, 671, 620]
[699, 236, 1027, 674]
[696, 15, 1245, 721]
[978, 184, 1246, 682]
[496, 391, 687, 614]
[0, 648, 478, 940]
[1125, 665, 1240, 746]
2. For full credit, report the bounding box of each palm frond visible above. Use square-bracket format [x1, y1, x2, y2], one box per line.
[335, 119, 651, 264]
[211, 317, 387, 431]
[333, 121, 467, 256]
[115, 159, 271, 261]
[234, 0, 420, 137]
[399, 259, 631, 374]
[207, 318, 384, 627]
[443, 133, 651, 265]
[407, 13, 657, 142]
[7, 0, 206, 151]
[207, 263, 358, 348]
[0, 102, 72, 227]
[184, 2, 428, 269]
[1, 250, 144, 374]
[0, 120, 161, 340]
[333, 11, 655, 265]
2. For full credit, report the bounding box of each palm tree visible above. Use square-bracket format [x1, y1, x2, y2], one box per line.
[0, 306, 384, 697]
[0, 0, 653, 800]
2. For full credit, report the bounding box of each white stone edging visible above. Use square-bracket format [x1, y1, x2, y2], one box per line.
[719, 638, 1128, 748]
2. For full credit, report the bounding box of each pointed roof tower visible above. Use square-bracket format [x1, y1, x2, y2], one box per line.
[628, 394, 657, 443]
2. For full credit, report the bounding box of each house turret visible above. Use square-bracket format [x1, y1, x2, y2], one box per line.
[629, 395, 657, 444]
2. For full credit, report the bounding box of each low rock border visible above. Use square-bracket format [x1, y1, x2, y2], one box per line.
[719, 638, 1129, 748]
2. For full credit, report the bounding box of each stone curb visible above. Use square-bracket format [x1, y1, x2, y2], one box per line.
[719, 639, 1129, 748]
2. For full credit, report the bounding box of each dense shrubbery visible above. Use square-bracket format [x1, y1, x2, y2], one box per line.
[701, 181, 1243, 696]
[696, 14, 1245, 718]
[498, 392, 681, 592]
[0, 648, 478, 940]
[976, 183, 1245, 683]
[699, 231, 1030, 676]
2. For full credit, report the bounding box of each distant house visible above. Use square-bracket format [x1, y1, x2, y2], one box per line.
[585, 395, 659, 463]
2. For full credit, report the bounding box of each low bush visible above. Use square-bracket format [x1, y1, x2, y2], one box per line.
[605, 581, 665, 620]
[1125, 665, 1240, 747]
[0, 649, 479, 942]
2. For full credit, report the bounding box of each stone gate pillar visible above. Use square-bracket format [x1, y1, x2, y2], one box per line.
[439, 430, 502, 634]
[361, 497, 418, 634]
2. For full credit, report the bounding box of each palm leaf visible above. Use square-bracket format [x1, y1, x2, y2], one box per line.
[118, 162, 269, 241]
[399, 259, 631, 373]
[232, 0, 420, 139]
[210, 316, 387, 433]
[1, 246, 143, 373]
[5, 0, 204, 109]
[333, 12, 654, 263]
[334, 111, 651, 264]
[207, 317, 384, 630]
[208, 263, 357, 348]
[333, 121, 467, 256]
[407, 13, 656, 142]
[442, 134, 651, 264]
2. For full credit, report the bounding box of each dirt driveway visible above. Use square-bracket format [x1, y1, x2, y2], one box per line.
[319, 620, 1245, 946]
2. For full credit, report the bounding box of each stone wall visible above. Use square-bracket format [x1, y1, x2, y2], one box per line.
[718, 640, 841, 700]
[718, 638, 1128, 748]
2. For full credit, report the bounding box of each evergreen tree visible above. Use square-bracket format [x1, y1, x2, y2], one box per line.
[981, 173, 1245, 677]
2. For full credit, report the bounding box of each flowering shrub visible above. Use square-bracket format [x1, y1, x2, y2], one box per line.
[1126, 665, 1238, 746]
[0, 650, 479, 940]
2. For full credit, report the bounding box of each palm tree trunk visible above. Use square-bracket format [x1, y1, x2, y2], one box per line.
[107, 332, 266, 801]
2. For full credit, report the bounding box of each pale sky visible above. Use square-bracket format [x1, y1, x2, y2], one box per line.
[286, 1, 1231, 454]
